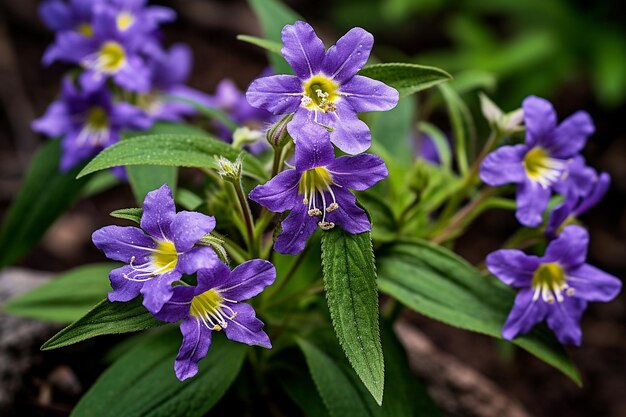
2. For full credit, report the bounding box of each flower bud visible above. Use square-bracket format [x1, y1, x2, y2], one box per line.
[232, 126, 263, 149]
[198, 233, 229, 264]
[479, 93, 523, 134]
[266, 113, 293, 149]
[214, 154, 243, 181]
[408, 160, 431, 195]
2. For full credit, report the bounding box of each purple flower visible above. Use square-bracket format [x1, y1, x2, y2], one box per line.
[38, 0, 99, 35]
[480, 96, 595, 227]
[152, 260, 275, 380]
[249, 122, 388, 255]
[487, 225, 621, 345]
[92, 184, 220, 314]
[546, 168, 610, 238]
[43, 5, 152, 92]
[107, 0, 175, 34]
[32, 78, 151, 171]
[246, 21, 399, 155]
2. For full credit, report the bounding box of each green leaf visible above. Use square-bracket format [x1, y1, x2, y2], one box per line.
[298, 338, 373, 417]
[279, 366, 329, 417]
[359, 63, 452, 97]
[0, 140, 89, 268]
[127, 165, 177, 205]
[247, 0, 301, 74]
[418, 122, 452, 172]
[2, 263, 116, 323]
[71, 330, 247, 417]
[371, 96, 415, 164]
[42, 298, 163, 350]
[438, 83, 475, 175]
[175, 189, 203, 211]
[164, 96, 238, 132]
[321, 229, 385, 404]
[236, 34, 282, 54]
[377, 239, 582, 385]
[358, 193, 398, 242]
[77, 134, 267, 181]
[110, 208, 142, 223]
[81, 170, 120, 198]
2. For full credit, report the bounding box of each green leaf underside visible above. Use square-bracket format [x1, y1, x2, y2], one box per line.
[71, 331, 246, 417]
[237, 34, 283, 54]
[110, 208, 142, 223]
[359, 63, 452, 97]
[77, 134, 266, 180]
[42, 298, 163, 350]
[0, 140, 89, 268]
[321, 229, 385, 404]
[127, 165, 178, 205]
[2, 264, 116, 323]
[377, 239, 582, 385]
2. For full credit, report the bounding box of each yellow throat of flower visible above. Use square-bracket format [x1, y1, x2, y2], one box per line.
[532, 262, 573, 303]
[152, 240, 178, 272]
[302, 75, 339, 112]
[298, 167, 339, 230]
[76, 23, 94, 37]
[86, 107, 109, 130]
[190, 289, 237, 331]
[95, 41, 127, 73]
[523, 146, 565, 188]
[116, 12, 135, 31]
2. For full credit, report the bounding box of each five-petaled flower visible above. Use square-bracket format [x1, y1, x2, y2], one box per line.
[246, 21, 399, 155]
[480, 96, 595, 227]
[92, 184, 219, 314]
[249, 122, 387, 254]
[152, 260, 275, 380]
[32, 77, 151, 171]
[487, 225, 621, 345]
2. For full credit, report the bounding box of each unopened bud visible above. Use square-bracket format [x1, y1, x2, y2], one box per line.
[479, 93, 524, 134]
[198, 233, 229, 264]
[232, 126, 263, 149]
[408, 160, 431, 195]
[266, 113, 293, 149]
[214, 154, 242, 181]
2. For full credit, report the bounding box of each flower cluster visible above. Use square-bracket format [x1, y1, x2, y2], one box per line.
[247, 21, 399, 254]
[33, 0, 211, 171]
[93, 184, 275, 380]
[481, 96, 620, 344]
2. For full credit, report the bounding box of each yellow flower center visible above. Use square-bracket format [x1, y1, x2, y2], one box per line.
[531, 262, 573, 303]
[190, 289, 237, 331]
[152, 240, 178, 271]
[523, 146, 565, 188]
[76, 23, 94, 37]
[301, 75, 339, 112]
[86, 107, 109, 129]
[116, 12, 135, 31]
[298, 167, 339, 230]
[94, 41, 127, 73]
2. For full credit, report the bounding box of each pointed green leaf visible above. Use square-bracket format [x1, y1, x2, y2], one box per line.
[71, 331, 247, 417]
[2, 263, 116, 322]
[77, 134, 267, 181]
[237, 34, 282, 54]
[359, 63, 452, 97]
[377, 239, 582, 385]
[42, 298, 163, 350]
[0, 140, 89, 268]
[110, 208, 142, 223]
[321, 229, 384, 404]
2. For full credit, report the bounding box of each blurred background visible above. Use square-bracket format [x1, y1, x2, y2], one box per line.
[1, 0, 625, 416]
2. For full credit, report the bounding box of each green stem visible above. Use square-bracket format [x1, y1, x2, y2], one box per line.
[232, 178, 257, 257]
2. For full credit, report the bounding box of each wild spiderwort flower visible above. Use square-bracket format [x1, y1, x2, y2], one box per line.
[487, 225, 621, 345]
[32, 78, 151, 171]
[249, 122, 387, 254]
[246, 21, 399, 154]
[43, 5, 152, 93]
[152, 260, 275, 380]
[92, 184, 219, 314]
[480, 96, 595, 227]
[546, 169, 610, 238]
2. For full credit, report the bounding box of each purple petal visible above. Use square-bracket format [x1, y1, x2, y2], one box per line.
[249, 170, 301, 213]
[152, 285, 195, 322]
[554, 156, 596, 198]
[322, 28, 373, 83]
[32, 101, 70, 137]
[566, 264, 622, 302]
[110, 102, 152, 131]
[479, 145, 528, 186]
[289, 122, 335, 172]
[140, 270, 182, 314]
[281, 21, 325, 79]
[502, 288, 547, 340]
[170, 211, 216, 252]
[327, 154, 387, 190]
[576, 172, 610, 215]
[140, 184, 176, 240]
[548, 111, 594, 159]
[39, 0, 73, 31]
[246, 75, 302, 114]
[59, 130, 99, 171]
[544, 225, 588, 269]
[218, 260, 276, 301]
[223, 303, 271, 348]
[274, 203, 318, 255]
[522, 96, 557, 148]
[195, 262, 232, 295]
[328, 104, 371, 154]
[92, 225, 155, 262]
[42, 31, 94, 66]
[78, 70, 107, 93]
[486, 249, 540, 287]
[177, 246, 219, 276]
[339, 75, 398, 112]
[326, 188, 371, 234]
[545, 297, 587, 346]
[515, 179, 551, 227]
[545, 197, 576, 239]
[174, 317, 212, 381]
[114, 56, 151, 93]
[108, 265, 144, 302]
